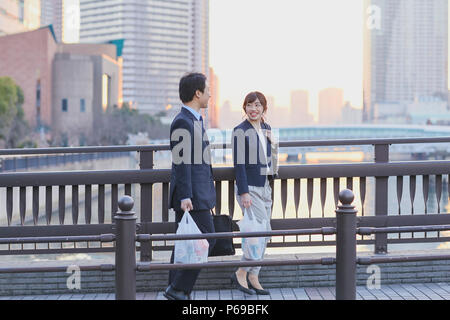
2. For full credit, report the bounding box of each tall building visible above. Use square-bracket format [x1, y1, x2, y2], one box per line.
[290, 90, 313, 126]
[207, 67, 219, 128]
[340, 102, 363, 125]
[0, 0, 41, 36]
[265, 95, 276, 124]
[41, 0, 80, 43]
[363, 0, 448, 122]
[318, 88, 344, 125]
[79, 0, 209, 116]
[218, 100, 242, 130]
[192, 0, 209, 76]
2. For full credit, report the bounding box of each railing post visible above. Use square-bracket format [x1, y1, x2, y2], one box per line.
[139, 150, 154, 262]
[115, 196, 137, 300]
[335, 189, 357, 300]
[374, 144, 389, 254]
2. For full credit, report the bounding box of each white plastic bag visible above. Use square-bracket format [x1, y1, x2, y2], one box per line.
[237, 208, 267, 260]
[174, 211, 209, 264]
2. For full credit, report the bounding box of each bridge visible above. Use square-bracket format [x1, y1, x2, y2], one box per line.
[1, 136, 450, 300]
[147, 125, 450, 164]
[204, 124, 450, 162]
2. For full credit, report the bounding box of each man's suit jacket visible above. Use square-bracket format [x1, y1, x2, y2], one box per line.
[169, 107, 216, 212]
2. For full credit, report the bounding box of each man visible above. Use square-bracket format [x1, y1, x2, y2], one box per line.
[164, 72, 216, 300]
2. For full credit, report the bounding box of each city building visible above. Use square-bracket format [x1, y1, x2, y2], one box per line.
[318, 87, 344, 125]
[363, 0, 448, 122]
[207, 67, 219, 128]
[340, 102, 363, 125]
[0, 26, 122, 145]
[52, 43, 122, 144]
[374, 96, 450, 125]
[407, 96, 450, 125]
[265, 95, 276, 124]
[290, 90, 314, 126]
[79, 0, 209, 117]
[218, 100, 242, 130]
[260, 95, 291, 128]
[273, 106, 291, 128]
[0, 0, 41, 36]
[41, 0, 80, 43]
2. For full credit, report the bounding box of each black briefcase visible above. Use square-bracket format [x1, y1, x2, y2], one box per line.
[209, 210, 236, 257]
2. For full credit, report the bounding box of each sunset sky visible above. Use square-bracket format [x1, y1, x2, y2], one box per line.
[209, 0, 365, 117]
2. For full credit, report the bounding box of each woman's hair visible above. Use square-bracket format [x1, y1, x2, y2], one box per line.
[242, 91, 268, 122]
[179, 72, 207, 103]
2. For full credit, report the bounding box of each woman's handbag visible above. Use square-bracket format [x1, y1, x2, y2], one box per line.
[209, 210, 236, 257]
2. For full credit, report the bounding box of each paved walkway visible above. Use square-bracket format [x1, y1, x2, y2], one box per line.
[2, 283, 450, 300]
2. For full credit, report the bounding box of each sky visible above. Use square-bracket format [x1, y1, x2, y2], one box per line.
[210, 0, 365, 116]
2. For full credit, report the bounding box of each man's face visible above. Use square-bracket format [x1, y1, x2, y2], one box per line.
[197, 84, 211, 109]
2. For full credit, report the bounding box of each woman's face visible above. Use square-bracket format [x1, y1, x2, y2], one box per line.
[245, 98, 264, 122]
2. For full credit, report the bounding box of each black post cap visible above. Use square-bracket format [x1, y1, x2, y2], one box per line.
[118, 196, 134, 212]
[338, 189, 354, 205]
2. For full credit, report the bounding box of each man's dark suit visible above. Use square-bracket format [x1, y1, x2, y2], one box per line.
[168, 106, 216, 295]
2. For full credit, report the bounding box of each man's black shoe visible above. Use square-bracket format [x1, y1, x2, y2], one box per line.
[163, 285, 189, 300]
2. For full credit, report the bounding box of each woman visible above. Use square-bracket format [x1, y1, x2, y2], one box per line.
[231, 91, 278, 295]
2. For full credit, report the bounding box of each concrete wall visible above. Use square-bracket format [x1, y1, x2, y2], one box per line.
[91, 55, 121, 127]
[52, 53, 94, 145]
[58, 43, 117, 60]
[52, 52, 121, 145]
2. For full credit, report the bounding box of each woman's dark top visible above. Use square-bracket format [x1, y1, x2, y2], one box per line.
[232, 119, 275, 195]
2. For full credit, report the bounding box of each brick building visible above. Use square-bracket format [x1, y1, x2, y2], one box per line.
[0, 26, 122, 146]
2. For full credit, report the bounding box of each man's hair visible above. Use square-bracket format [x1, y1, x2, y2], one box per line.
[179, 72, 207, 103]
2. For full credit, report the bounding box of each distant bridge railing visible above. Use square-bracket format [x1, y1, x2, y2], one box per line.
[0, 151, 130, 172]
[0, 137, 450, 260]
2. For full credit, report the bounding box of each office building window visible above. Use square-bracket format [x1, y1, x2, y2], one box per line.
[36, 80, 41, 125]
[102, 74, 111, 112]
[18, 0, 24, 23]
[62, 99, 68, 112]
[36, 80, 41, 107]
[80, 98, 86, 112]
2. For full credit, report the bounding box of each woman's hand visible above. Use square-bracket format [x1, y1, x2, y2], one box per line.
[240, 193, 252, 208]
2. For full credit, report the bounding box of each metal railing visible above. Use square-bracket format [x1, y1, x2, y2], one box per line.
[0, 152, 130, 172]
[2, 191, 450, 300]
[0, 137, 450, 260]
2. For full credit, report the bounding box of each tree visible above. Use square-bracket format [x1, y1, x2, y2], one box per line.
[87, 102, 170, 146]
[0, 77, 34, 148]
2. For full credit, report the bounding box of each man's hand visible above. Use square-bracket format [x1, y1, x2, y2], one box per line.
[240, 193, 252, 209]
[180, 198, 194, 212]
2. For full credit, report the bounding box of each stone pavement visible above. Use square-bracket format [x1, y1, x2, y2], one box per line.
[2, 282, 450, 300]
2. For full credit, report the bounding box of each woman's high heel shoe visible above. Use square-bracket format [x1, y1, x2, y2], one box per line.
[231, 273, 254, 295]
[247, 278, 270, 295]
